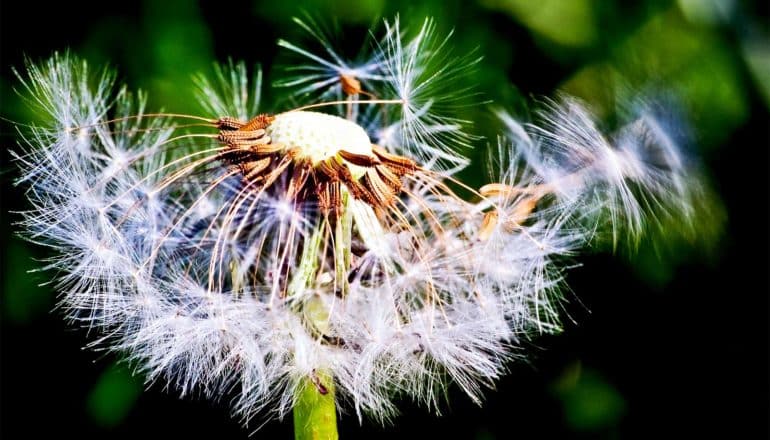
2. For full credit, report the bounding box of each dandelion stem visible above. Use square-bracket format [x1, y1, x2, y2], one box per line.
[291, 195, 350, 440]
[289, 227, 324, 297]
[334, 190, 352, 297]
[293, 372, 337, 440]
[292, 225, 339, 440]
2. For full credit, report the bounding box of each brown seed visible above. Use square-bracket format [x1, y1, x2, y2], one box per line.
[375, 164, 403, 191]
[503, 197, 538, 232]
[241, 158, 272, 181]
[287, 161, 311, 199]
[219, 129, 266, 141]
[218, 131, 271, 153]
[479, 183, 517, 198]
[478, 210, 499, 241]
[328, 161, 375, 205]
[338, 150, 380, 167]
[318, 181, 342, 216]
[371, 145, 417, 175]
[239, 114, 275, 131]
[362, 169, 396, 207]
[329, 158, 355, 183]
[344, 178, 376, 207]
[316, 159, 340, 181]
[217, 117, 245, 130]
[340, 74, 362, 96]
[316, 181, 341, 216]
[252, 142, 284, 155]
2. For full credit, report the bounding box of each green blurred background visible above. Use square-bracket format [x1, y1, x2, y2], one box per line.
[1, 0, 768, 438]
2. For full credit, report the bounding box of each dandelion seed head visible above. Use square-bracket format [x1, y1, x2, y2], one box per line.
[11, 19, 707, 431]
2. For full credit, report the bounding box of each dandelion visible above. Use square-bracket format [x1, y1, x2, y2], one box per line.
[12, 17, 702, 439]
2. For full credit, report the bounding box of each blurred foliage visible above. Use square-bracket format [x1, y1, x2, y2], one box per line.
[1, 0, 766, 436]
[551, 362, 626, 432]
[743, 39, 770, 107]
[87, 364, 142, 427]
[563, 7, 749, 149]
[481, 0, 598, 47]
[254, 0, 386, 25]
[2, 238, 52, 323]
[678, 0, 735, 25]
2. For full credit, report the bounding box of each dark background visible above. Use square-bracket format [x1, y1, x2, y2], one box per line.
[1, 0, 768, 438]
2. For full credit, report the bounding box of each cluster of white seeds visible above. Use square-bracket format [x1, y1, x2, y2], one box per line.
[13, 17, 701, 428]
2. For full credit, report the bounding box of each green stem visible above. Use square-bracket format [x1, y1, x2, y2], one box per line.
[288, 226, 324, 298]
[289, 225, 338, 439]
[291, 189, 353, 440]
[334, 190, 352, 297]
[293, 372, 338, 440]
